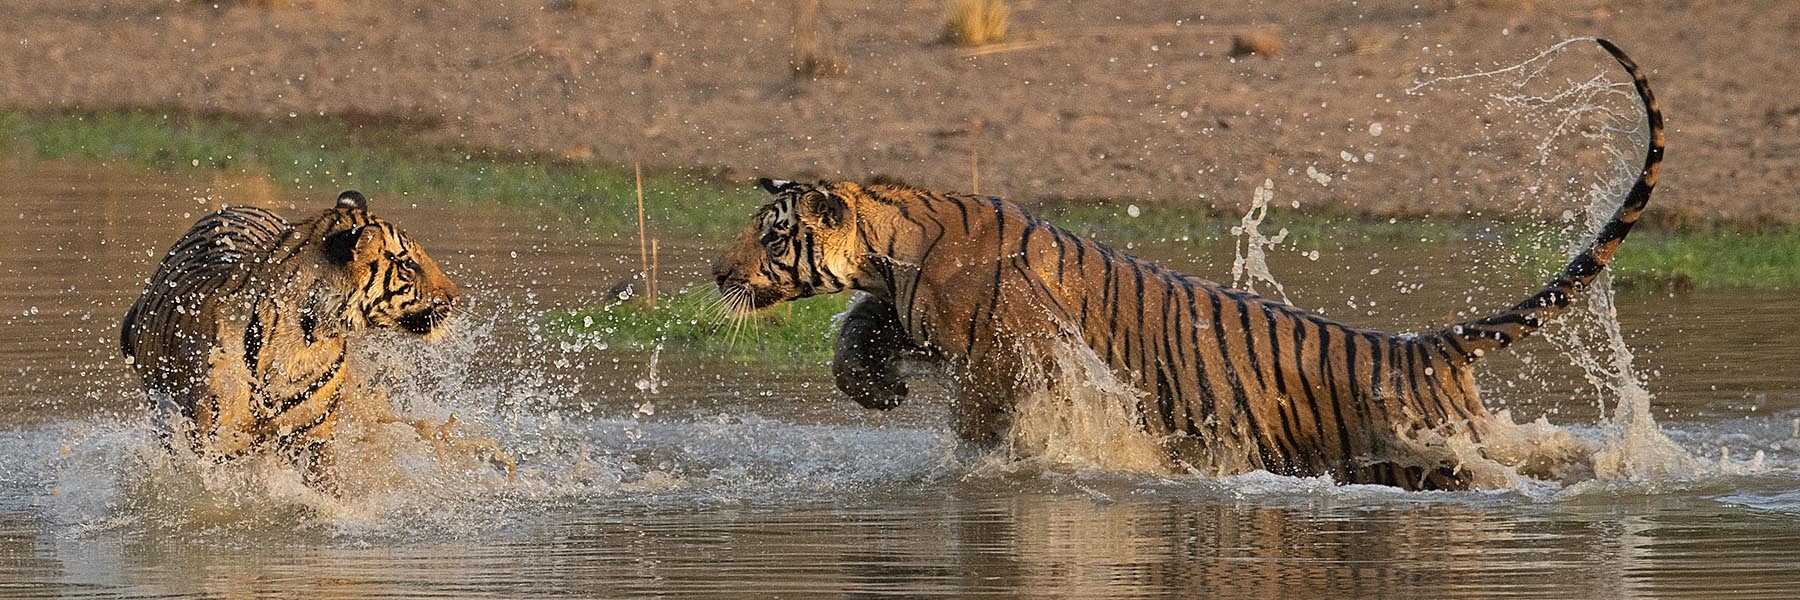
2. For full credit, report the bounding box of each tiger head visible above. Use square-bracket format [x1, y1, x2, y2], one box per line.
[712, 178, 864, 314]
[312, 191, 461, 338]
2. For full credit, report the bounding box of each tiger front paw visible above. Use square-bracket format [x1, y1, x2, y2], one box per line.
[408, 413, 517, 483]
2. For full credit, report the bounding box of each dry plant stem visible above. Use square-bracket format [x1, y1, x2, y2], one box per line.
[635, 162, 650, 304]
[970, 119, 983, 194]
[956, 38, 1051, 58]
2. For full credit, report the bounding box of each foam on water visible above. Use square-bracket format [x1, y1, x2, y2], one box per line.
[5, 348, 1798, 543]
[8, 404, 967, 541]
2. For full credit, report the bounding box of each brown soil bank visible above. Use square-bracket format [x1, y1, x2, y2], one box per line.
[1, 1, 1794, 225]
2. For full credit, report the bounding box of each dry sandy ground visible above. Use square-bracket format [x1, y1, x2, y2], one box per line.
[1, 0, 1795, 224]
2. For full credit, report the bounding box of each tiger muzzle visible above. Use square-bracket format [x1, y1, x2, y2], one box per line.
[398, 294, 458, 335]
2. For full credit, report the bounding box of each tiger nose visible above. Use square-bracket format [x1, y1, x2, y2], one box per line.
[712, 259, 744, 287]
[714, 271, 747, 291]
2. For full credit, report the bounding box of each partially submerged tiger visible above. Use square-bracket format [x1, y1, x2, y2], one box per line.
[122, 191, 511, 493]
[712, 40, 1662, 490]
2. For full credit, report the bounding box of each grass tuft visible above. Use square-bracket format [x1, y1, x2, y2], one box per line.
[943, 0, 1008, 47]
[545, 288, 851, 361]
[1613, 228, 1800, 290]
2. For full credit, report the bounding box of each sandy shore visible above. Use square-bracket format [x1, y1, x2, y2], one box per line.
[1, 0, 1794, 224]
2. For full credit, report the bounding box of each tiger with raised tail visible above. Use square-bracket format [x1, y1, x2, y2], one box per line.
[712, 40, 1661, 490]
[122, 191, 511, 492]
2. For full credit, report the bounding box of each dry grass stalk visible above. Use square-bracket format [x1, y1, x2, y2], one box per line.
[635, 163, 652, 307]
[944, 0, 1008, 47]
[649, 239, 660, 308]
[956, 38, 1052, 58]
[212, 0, 294, 8]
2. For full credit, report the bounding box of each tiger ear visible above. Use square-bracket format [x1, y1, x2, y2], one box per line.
[322, 225, 368, 264]
[336, 190, 368, 210]
[756, 178, 794, 195]
[801, 189, 850, 228]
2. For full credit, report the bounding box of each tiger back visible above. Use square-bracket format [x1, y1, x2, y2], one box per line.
[122, 205, 290, 407]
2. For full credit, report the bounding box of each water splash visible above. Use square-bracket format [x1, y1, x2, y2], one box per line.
[1410, 38, 1703, 482]
[1196, 39, 1705, 489]
[998, 342, 1170, 474]
[1566, 200, 1705, 481]
[1229, 178, 1292, 305]
[26, 307, 663, 538]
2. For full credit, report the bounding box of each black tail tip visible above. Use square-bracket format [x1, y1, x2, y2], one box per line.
[1593, 38, 1638, 70]
[335, 190, 368, 210]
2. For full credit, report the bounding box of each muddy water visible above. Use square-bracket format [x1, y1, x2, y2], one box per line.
[3, 159, 1799, 597]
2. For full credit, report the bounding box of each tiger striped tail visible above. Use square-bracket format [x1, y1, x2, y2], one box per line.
[1429, 39, 1664, 363]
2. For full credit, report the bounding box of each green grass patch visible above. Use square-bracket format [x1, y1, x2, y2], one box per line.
[1041, 202, 1487, 247]
[544, 288, 851, 361]
[4, 107, 1793, 363]
[1, 107, 1794, 302]
[0, 108, 763, 237]
[1612, 227, 1800, 290]
[1043, 201, 1800, 291]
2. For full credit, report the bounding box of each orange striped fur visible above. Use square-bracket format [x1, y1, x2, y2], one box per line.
[122, 191, 468, 491]
[713, 40, 1662, 490]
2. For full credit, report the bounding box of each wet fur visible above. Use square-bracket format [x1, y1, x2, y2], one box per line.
[122, 192, 480, 492]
